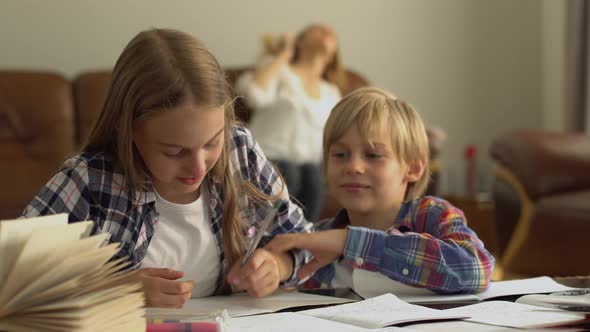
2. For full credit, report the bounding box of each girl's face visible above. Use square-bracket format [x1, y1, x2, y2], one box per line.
[298, 26, 338, 65]
[133, 101, 225, 204]
[326, 125, 422, 216]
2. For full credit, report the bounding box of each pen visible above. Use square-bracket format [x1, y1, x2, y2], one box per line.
[241, 201, 281, 266]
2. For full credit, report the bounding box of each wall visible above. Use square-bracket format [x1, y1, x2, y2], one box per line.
[1, 0, 549, 195]
[540, 0, 566, 132]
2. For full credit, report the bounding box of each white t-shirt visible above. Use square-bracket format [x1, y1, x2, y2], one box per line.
[141, 189, 220, 298]
[236, 61, 341, 164]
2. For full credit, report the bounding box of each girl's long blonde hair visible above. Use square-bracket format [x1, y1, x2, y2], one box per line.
[323, 87, 430, 200]
[83, 28, 272, 269]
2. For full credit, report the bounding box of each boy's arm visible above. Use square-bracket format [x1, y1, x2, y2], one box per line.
[342, 198, 494, 294]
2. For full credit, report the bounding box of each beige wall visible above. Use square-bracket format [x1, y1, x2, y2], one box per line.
[541, 0, 567, 132]
[2, 0, 554, 195]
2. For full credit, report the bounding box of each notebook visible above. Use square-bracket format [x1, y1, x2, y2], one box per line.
[145, 290, 352, 321]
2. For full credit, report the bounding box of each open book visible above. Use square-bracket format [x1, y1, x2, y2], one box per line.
[0, 214, 146, 331]
[145, 290, 352, 321]
[353, 269, 578, 305]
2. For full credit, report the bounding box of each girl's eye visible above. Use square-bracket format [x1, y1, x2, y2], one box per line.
[204, 140, 219, 149]
[163, 150, 183, 158]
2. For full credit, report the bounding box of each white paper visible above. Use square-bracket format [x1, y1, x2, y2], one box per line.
[228, 312, 371, 332]
[352, 269, 480, 304]
[516, 292, 590, 311]
[478, 276, 577, 300]
[301, 293, 468, 329]
[353, 269, 435, 298]
[145, 290, 351, 320]
[443, 300, 586, 329]
[353, 270, 577, 304]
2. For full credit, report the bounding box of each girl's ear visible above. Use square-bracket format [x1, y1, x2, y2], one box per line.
[405, 159, 425, 183]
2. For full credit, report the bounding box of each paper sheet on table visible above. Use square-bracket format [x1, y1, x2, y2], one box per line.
[477, 276, 577, 300]
[145, 290, 352, 320]
[301, 293, 468, 329]
[353, 270, 577, 304]
[443, 300, 588, 329]
[352, 269, 480, 304]
[228, 312, 371, 332]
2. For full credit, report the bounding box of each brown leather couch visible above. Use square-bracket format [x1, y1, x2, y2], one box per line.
[0, 69, 442, 221]
[490, 130, 590, 277]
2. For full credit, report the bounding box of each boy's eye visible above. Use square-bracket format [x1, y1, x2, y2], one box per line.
[366, 152, 382, 159]
[331, 151, 347, 158]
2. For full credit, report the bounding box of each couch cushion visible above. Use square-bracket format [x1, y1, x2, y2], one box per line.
[0, 71, 74, 219]
[536, 189, 590, 221]
[490, 130, 590, 199]
[72, 71, 112, 146]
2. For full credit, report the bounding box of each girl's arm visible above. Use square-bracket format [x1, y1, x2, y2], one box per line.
[342, 198, 494, 294]
[232, 126, 314, 287]
[22, 161, 92, 225]
[250, 34, 293, 90]
[235, 37, 292, 111]
[234, 60, 283, 110]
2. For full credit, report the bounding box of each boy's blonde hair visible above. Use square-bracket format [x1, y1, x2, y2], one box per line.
[83, 28, 274, 269]
[323, 87, 430, 200]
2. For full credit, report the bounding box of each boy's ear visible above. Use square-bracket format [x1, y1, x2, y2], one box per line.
[405, 159, 425, 183]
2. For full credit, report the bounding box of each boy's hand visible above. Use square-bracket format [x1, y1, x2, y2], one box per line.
[121, 268, 194, 308]
[227, 249, 293, 298]
[266, 229, 349, 279]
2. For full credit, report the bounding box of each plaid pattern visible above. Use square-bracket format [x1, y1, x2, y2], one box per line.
[22, 125, 313, 292]
[306, 196, 495, 294]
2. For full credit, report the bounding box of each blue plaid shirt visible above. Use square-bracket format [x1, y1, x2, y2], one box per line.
[22, 125, 313, 294]
[306, 197, 494, 294]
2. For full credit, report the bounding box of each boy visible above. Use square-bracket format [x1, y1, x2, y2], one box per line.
[267, 87, 494, 293]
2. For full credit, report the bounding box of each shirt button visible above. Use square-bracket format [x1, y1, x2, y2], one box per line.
[402, 268, 409, 276]
[355, 257, 364, 266]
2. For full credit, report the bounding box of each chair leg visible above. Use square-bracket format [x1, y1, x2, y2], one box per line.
[493, 165, 536, 276]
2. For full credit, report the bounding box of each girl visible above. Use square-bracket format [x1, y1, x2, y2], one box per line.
[235, 24, 345, 221]
[267, 87, 494, 294]
[22, 28, 313, 307]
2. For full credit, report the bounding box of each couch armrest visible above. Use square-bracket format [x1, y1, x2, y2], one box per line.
[490, 130, 590, 199]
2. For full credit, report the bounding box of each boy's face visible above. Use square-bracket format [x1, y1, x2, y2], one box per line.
[326, 125, 415, 216]
[133, 102, 225, 204]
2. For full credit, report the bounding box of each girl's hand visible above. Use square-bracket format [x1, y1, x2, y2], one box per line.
[121, 268, 194, 308]
[227, 249, 293, 298]
[266, 229, 349, 279]
[277, 33, 295, 62]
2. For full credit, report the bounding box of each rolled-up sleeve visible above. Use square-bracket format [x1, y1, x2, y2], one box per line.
[341, 198, 494, 294]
